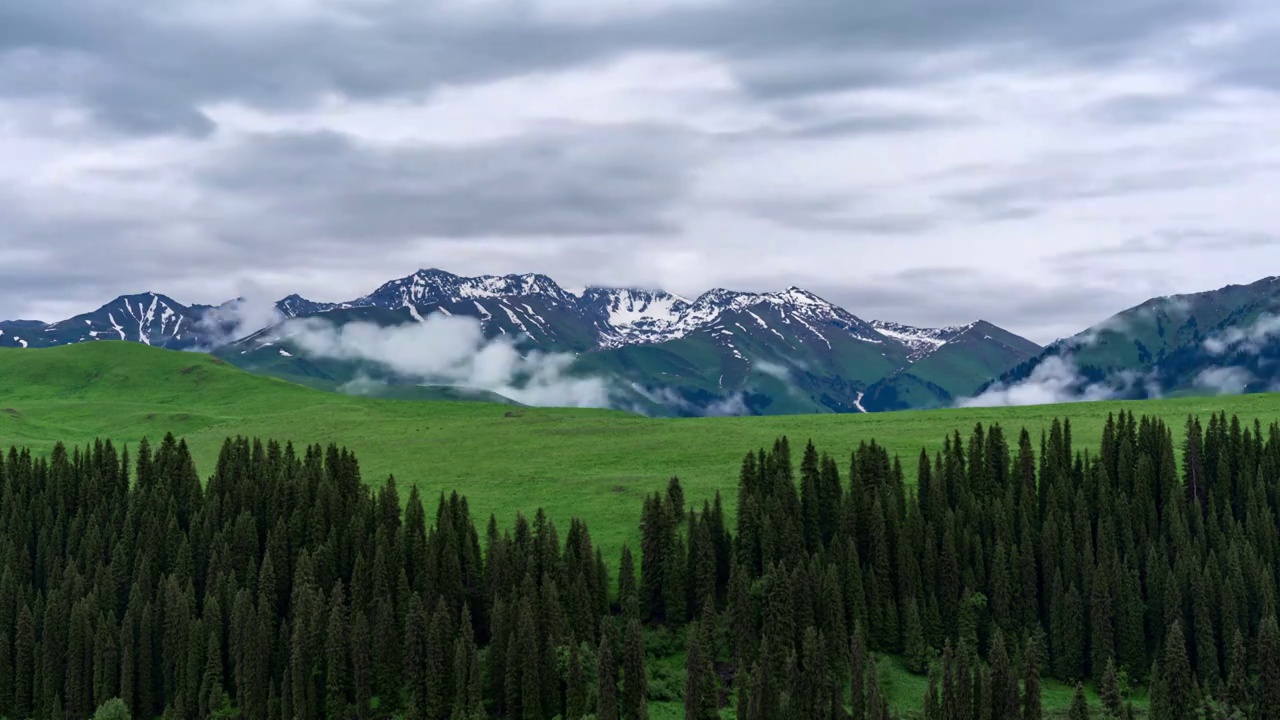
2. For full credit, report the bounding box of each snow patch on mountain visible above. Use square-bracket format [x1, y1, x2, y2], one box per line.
[871, 320, 978, 362]
[358, 269, 576, 309]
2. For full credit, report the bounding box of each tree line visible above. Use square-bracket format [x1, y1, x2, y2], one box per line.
[0, 411, 1279, 718]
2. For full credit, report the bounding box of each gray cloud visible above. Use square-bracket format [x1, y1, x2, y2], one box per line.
[783, 112, 972, 138]
[1053, 230, 1280, 266]
[0, 0, 1235, 136]
[943, 153, 1280, 223]
[1203, 313, 1280, 355]
[743, 196, 941, 235]
[198, 124, 700, 240]
[802, 267, 1151, 344]
[2, 0, 1278, 342]
[1194, 366, 1255, 394]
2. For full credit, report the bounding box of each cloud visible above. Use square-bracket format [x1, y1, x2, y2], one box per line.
[197, 125, 703, 240]
[193, 280, 286, 349]
[2, 0, 1280, 349]
[1067, 294, 1196, 348]
[800, 267, 1146, 345]
[957, 353, 1160, 407]
[1194, 366, 1255, 395]
[337, 372, 392, 397]
[625, 383, 750, 416]
[281, 313, 613, 408]
[1203, 313, 1280, 355]
[752, 359, 791, 381]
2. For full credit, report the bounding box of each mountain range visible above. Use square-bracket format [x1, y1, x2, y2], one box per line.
[6, 269, 1278, 415]
[0, 269, 1042, 415]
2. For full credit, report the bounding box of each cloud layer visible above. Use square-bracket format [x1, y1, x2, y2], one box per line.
[283, 314, 614, 408]
[5, 0, 1280, 343]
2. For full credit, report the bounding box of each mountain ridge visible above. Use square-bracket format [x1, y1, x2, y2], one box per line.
[0, 267, 1041, 414]
[979, 275, 1280, 402]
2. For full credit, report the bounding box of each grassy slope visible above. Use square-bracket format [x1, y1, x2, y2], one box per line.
[6, 342, 1280, 567]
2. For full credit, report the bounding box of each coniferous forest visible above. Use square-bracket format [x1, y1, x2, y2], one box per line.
[2, 412, 1280, 718]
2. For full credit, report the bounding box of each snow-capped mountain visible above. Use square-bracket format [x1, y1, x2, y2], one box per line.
[276, 294, 344, 319]
[356, 270, 578, 310]
[0, 294, 215, 350]
[870, 320, 980, 362]
[0, 268, 1042, 414]
[579, 287, 692, 346]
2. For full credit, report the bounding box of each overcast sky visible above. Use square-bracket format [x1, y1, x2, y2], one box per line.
[3, 0, 1279, 344]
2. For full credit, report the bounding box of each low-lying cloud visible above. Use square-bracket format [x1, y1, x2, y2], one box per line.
[1194, 366, 1254, 395]
[282, 314, 613, 408]
[626, 383, 750, 417]
[1070, 295, 1194, 348]
[195, 282, 285, 350]
[957, 353, 1160, 408]
[1203, 313, 1280, 355]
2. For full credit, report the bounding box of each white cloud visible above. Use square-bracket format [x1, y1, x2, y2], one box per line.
[282, 313, 614, 408]
[1203, 313, 1280, 354]
[625, 383, 749, 416]
[957, 353, 1161, 407]
[752, 359, 792, 382]
[1194, 366, 1254, 394]
[194, 279, 286, 349]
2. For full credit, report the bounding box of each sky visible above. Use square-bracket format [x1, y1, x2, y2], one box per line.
[2, 0, 1279, 345]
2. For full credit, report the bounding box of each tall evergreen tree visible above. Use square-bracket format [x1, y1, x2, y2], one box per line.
[1068, 683, 1089, 720]
[597, 629, 619, 720]
[1255, 616, 1280, 720]
[1023, 638, 1042, 720]
[621, 619, 648, 720]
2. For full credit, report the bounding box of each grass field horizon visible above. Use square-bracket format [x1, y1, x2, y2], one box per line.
[5, 341, 1280, 568]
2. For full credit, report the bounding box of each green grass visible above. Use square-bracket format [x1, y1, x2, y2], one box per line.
[5, 341, 1280, 569]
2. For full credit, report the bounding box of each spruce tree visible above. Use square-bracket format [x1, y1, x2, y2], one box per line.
[1023, 638, 1042, 720]
[1098, 657, 1123, 718]
[989, 631, 1019, 720]
[565, 640, 587, 720]
[622, 619, 648, 720]
[1255, 615, 1280, 720]
[326, 581, 350, 720]
[1068, 682, 1089, 720]
[903, 599, 928, 674]
[619, 545, 639, 621]
[923, 664, 942, 720]
[850, 625, 867, 720]
[15, 605, 33, 719]
[351, 610, 373, 720]
[684, 620, 708, 720]
[1160, 621, 1193, 720]
[199, 631, 224, 720]
[597, 629, 619, 720]
[1225, 628, 1247, 713]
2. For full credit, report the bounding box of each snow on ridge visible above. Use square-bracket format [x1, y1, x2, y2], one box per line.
[364, 269, 576, 308]
[870, 319, 979, 361]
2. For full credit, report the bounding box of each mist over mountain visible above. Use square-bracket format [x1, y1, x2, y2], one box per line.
[7, 269, 1280, 414]
[0, 268, 1040, 415]
[970, 276, 1280, 406]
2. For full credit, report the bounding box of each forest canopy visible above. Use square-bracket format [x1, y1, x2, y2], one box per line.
[0, 411, 1278, 718]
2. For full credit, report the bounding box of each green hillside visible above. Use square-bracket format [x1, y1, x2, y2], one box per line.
[991, 275, 1280, 396]
[5, 341, 1280, 562]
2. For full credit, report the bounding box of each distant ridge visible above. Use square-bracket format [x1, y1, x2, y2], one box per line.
[0, 267, 1042, 414]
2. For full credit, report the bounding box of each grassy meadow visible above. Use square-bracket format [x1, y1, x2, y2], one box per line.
[5, 341, 1280, 568]
[5, 340, 1257, 716]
